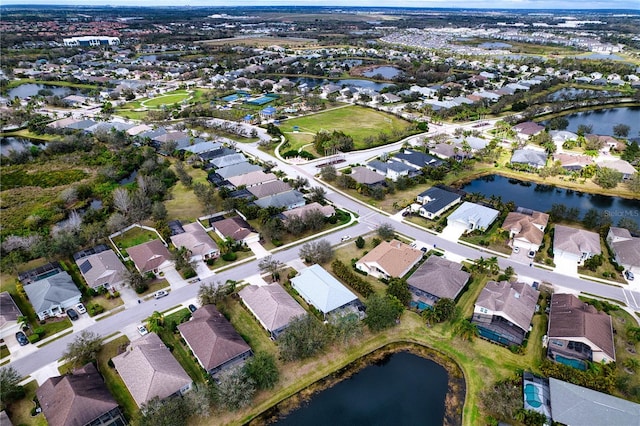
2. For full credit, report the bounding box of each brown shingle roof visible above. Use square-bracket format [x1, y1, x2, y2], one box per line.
[214, 216, 256, 241]
[502, 211, 549, 246]
[247, 180, 291, 198]
[0, 292, 21, 328]
[36, 363, 119, 426]
[127, 240, 171, 273]
[178, 305, 251, 371]
[112, 332, 192, 407]
[407, 256, 470, 299]
[350, 166, 385, 185]
[170, 222, 219, 258]
[475, 281, 539, 332]
[356, 240, 423, 278]
[548, 293, 615, 361]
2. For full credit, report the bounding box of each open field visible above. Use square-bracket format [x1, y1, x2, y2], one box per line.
[164, 163, 209, 222]
[141, 90, 191, 108]
[283, 105, 415, 151]
[196, 36, 319, 48]
[112, 227, 160, 252]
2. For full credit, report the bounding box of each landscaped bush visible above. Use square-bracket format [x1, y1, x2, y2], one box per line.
[332, 260, 373, 297]
[28, 334, 40, 343]
[222, 252, 237, 261]
[181, 267, 197, 279]
[88, 304, 104, 316]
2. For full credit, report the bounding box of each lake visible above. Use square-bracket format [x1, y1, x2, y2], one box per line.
[0, 137, 46, 156]
[462, 174, 640, 227]
[8, 83, 75, 99]
[542, 107, 640, 137]
[478, 42, 512, 49]
[275, 352, 448, 426]
[363, 66, 402, 79]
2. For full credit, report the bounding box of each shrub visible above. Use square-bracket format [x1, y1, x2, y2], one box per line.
[206, 258, 215, 266]
[222, 252, 237, 261]
[33, 327, 45, 336]
[28, 334, 40, 343]
[88, 304, 104, 316]
[181, 267, 197, 279]
[332, 260, 373, 297]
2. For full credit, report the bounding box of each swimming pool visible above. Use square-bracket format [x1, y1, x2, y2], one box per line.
[555, 355, 587, 371]
[524, 383, 542, 408]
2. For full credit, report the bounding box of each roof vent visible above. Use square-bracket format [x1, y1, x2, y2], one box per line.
[514, 292, 520, 299]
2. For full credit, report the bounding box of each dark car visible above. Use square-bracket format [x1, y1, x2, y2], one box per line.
[625, 270, 634, 281]
[15, 331, 28, 346]
[188, 304, 198, 313]
[66, 308, 79, 321]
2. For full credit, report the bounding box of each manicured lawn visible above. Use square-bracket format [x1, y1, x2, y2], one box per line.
[139, 278, 170, 297]
[0, 345, 9, 358]
[459, 215, 511, 255]
[141, 90, 191, 108]
[112, 227, 160, 252]
[282, 105, 414, 151]
[98, 336, 139, 422]
[6, 380, 47, 426]
[330, 234, 391, 294]
[218, 296, 278, 357]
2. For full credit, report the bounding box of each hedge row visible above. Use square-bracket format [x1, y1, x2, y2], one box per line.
[331, 260, 373, 297]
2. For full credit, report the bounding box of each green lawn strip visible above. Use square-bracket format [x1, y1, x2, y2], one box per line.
[459, 218, 511, 255]
[143, 91, 191, 108]
[609, 309, 640, 401]
[218, 296, 278, 357]
[97, 336, 139, 422]
[0, 345, 9, 358]
[0, 129, 59, 141]
[112, 227, 160, 252]
[156, 315, 208, 384]
[95, 307, 126, 321]
[6, 380, 47, 426]
[36, 329, 73, 348]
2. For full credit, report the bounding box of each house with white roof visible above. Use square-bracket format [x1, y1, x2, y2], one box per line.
[447, 201, 500, 234]
[291, 264, 358, 317]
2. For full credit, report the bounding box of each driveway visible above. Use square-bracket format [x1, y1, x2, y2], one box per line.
[553, 255, 578, 276]
[160, 267, 187, 290]
[247, 241, 271, 259]
[440, 223, 466, 242]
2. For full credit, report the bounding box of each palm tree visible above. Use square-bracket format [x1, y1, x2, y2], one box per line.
[456, 320, 479, 341]
[487, 257, 500, 276]
[147, 311, 165, 333]
[17, 315, 29, 331]
[474, 257, 488, 273]
[421, 308, 437, 328]
[623, 358, 639, 372]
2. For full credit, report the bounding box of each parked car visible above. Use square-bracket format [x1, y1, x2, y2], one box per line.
[527, 250, 536, 259]
[75, 303, 87, 314]
[341, 235, 351, 242]
[154, 290, 169, 299]
[15, 331, 28, 346]
[625, 270, 634, 281]
[420, 247, 428, 253]
[66, 309, 79, 321]
[137, 325, 149, 336]
[188, 304, 197, 313]
[513, 247, 520, 254]
[402, 210, 411, 217]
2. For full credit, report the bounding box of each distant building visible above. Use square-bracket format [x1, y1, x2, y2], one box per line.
[63, 36, 120, 47]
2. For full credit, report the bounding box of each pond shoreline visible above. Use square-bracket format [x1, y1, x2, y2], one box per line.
[249, 342, 466, 426]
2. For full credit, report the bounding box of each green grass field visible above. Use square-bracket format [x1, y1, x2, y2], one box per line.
[112, 227, 160, 252]
[141, 90, 191, 108]
[283, 105, 414, 151]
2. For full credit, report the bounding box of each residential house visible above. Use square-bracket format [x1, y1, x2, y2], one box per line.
[447, 201, 500, 234]
[213, 216, 260, 244]
[215, 163, 262, 180]
[22, 269, 81, 321]
[170, 222, 220, 262]
[511, 149, 548, 169]
[553, 225, 601, 265]
[198, 147, 236, 163]
[394, 149, 443, 170]
[254, 190, 306, 210]
[0, 292, 22, 339]
[178, 305, 252, 376]
[227, 171, 278, 188]
[449, 136, 489, 152]
[547, 378, 640, 426]
[553, 153, 593, 171]
[238, 283, 306, 339]
[127, 240, 172, 275]
[430, 143, 468, 161]
[596, 159, 637, 180]
[113, 332, 192, 407]
[37, 363, 126, 426]
[547, 293, 616, 367]
[513, 122, 544, 139]
[607, 227, 640, 275]
[281, 202, 335, 222]
[366, 160, 414, 181]
[74, 247, 127, 290]
[210, 153, 248, 169]
[406, 255, 470, 309]
[291, 264, 359, 317]
[416, 187, 461, 219]
[247, 180, 291, 199]
[350, 166, 386, 186]
[472, 281, 539, 346]
[502, 208, 549, 252]
[355, 240, 423, 280]
[587, 134, 623, 153]
[549, 130, 578, 144]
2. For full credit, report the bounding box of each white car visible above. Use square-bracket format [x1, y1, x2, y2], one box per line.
[154, 290, 169, 299]
[137, 325, 149, 336]
[75, 303, 87, 314]
[513, 247, 520, 254]
[341, 235, 351, 242]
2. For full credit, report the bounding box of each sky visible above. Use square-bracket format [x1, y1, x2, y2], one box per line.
[4, 0, 640, 10]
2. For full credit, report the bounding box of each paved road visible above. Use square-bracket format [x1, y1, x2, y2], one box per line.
[11, 120, 640, 377]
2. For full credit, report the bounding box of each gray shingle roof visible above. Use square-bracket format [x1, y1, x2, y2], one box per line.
[239, 284, 306, 333]
[511, 149, 547, 167]
[22, 271, 81, 314]
[254, 190, 305, 209]
[418, 187, 461, 214]
[75, 249, 126, 289]
[0, 292, 21, 328]
[350, 166, 385, 185]
[216, 162, 261, 179]
[553, 225, 601, 257]
[407, 256, 470, 299]
[549, 378, 640, 426]
[475, 281, 539, 332]
[247, 180, 291, 198]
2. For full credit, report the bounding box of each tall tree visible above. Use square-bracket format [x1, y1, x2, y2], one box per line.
[363, 294, 404, 332]
[62, 331, 102, 368]
[299, 239, 333, 264]
[258, 255, 284, 281]
[376, 223, 396, 240]
[0, 366, 25, 409]
[386, 278, 411, 306]
[279, 315, 329, 361]
[243, 352, 279, 390]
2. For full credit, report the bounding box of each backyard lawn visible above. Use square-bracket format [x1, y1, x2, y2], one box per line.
[282, 105, 415, 151]
[164, 163, 209, 222]
[97, 336, 139, 422]
[5, 380, 47, 426]
[111, 227, 160, 253]
[141, 90, 191, 108]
